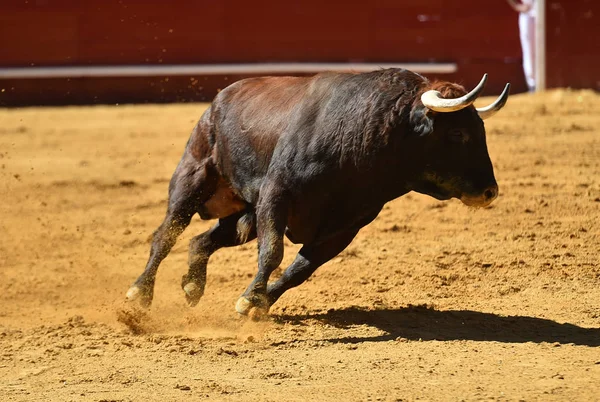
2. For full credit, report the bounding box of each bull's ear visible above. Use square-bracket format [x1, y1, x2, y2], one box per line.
[410, 104, 435, 136]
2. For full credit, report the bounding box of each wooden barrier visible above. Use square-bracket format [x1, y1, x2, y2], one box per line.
[546, 0, 599, 89]
[0, 0, 596, 106]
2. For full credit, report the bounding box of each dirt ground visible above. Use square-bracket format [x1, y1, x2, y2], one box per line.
[1, 88, 599, 401]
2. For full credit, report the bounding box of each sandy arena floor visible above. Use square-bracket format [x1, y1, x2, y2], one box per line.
[0, 89, 599, 401]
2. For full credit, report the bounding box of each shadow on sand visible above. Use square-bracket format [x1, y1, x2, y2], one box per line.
[275, 305, 600, 346]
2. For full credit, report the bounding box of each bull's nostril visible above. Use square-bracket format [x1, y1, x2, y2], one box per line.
[484, 189, 495, 200]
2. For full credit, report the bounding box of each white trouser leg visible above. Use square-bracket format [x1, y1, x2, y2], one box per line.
[519, 14, 536, 91]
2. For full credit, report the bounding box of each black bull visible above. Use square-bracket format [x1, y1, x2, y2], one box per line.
[126, 68, 510, 318]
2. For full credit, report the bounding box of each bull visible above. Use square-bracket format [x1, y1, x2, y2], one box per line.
[125, 68, 510, 318]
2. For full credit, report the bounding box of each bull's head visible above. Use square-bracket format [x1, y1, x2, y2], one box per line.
[409, 74, 510, 207]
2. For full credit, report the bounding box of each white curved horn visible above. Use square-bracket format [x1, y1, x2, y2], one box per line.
[421, 73, 488, 113]
[476, 83, 511, 119]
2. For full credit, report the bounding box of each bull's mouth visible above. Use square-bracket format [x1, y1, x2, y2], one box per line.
[429, 190, 454, 201]
[413, 174, 498, 207]
[413, 178, 458, 201]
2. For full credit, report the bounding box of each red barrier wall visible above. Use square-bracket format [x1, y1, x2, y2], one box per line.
[0, 0, 596, 106]
[546, 0, 599, 90]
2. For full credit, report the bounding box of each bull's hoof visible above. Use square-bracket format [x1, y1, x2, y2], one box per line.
[125, 286, 152, 308]
[235, 297, 252, 315]
[182, 282, 203, 307]
[235, 296, 270, 321]
[181, 274, 205, 307]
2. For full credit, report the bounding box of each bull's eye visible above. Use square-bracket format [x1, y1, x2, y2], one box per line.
[448, 129, 468, 143]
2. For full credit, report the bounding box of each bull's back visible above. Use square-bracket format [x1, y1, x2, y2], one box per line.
[209, 76, 314, 203]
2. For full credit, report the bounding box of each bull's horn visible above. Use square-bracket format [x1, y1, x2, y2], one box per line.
[476, 83, 511, 119]
[421, 74, 488, 113]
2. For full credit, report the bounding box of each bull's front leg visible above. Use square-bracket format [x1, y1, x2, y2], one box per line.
[235, 187, 286, 319]
[264, 206, 382, 314]
[266, 229, 359, 307]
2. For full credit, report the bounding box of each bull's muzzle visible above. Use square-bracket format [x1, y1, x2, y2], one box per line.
[460, 184, 498, 207]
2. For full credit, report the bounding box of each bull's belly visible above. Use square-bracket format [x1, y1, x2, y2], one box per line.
[284, 217, 320, 245]
[284, 201, 343, 245]
[284, 195, 384, 245]
[284, 211, 358, 245]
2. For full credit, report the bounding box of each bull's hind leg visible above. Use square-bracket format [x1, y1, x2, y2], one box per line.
[126, 208, 193, 307]
[126, 156, 217, 307]
[182, 211, 256, 306]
